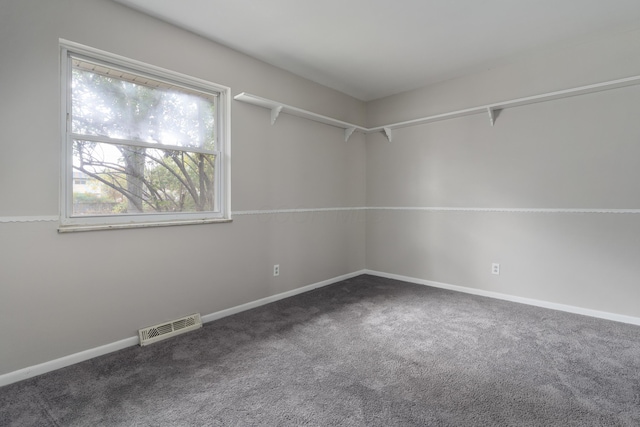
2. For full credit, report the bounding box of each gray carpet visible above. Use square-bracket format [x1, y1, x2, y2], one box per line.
[1, 274, 639, 426]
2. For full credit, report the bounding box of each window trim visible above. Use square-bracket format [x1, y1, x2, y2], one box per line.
[58, 40, 231, 232]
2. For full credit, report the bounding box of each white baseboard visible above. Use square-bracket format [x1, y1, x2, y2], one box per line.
[0, 336, 139, 388]
[200, 270, 366, 324]
[364, 269, 640, 326]
[0, 270, 366, 388]
[4, 268, 636, 388]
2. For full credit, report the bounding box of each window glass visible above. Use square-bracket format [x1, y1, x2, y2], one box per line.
[72, 61, 217, 151]
[61, 45, 229, 230]
[72, 140, 216, 215]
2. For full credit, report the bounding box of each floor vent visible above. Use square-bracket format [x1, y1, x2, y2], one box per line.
[138, 313, 202, 346]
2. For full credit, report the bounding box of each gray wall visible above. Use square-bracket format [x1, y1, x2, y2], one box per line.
[365, 26, 640, 318]
[0, 0, 366, 376]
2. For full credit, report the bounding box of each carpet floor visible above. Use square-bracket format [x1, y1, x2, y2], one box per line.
[1, 274, 639, 426]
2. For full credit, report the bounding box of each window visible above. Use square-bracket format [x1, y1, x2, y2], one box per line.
[60, 41, 230, 231]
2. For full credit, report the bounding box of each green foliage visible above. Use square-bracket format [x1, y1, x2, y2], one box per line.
[73, 192, 104, 203]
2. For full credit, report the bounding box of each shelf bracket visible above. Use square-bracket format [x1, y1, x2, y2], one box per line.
[344, 127, 356, 142]
[383, 127, 393, 142]
[487, 107, 499, 126]
[271, 106, 283, 125]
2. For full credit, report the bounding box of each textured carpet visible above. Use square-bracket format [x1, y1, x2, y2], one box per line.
[1, 274, 639, 426]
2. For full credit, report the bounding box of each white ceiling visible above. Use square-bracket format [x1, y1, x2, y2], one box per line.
[114, 0, 640, 101]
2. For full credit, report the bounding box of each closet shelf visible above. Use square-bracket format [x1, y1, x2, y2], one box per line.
[234, 93, 367, 142]
[235, 74, 640, 142]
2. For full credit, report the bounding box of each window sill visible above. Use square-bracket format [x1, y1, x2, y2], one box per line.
[58, 218, 232, 233]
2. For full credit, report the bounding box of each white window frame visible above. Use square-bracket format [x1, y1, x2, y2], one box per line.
[59, 40, 231, 232]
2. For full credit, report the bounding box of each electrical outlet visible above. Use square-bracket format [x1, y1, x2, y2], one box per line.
[273, 264, 280, 276]
[492, 263, 500, 275]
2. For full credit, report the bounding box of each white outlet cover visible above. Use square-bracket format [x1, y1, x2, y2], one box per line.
[492, 263, 500, 275]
